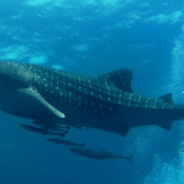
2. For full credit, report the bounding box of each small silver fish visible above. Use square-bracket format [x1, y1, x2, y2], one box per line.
[69, 148, 135, 163]
[20, 124, 67, 138]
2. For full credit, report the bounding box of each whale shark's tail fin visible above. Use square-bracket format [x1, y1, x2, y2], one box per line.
[159, 120, 174, 131]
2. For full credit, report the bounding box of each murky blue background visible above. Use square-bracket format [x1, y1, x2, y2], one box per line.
[1, 0, 184, 184]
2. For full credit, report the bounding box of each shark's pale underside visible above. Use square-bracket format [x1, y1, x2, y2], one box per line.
[0, 61, 183, 136]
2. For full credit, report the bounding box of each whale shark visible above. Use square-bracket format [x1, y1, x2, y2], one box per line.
[0, 61, 184, 137]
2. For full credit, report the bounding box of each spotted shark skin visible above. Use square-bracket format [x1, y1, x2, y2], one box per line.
[0, 61, 184, 136]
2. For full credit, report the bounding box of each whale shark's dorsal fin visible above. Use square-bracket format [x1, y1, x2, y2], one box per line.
[96, 69, 133, 93]
[18, 88, 65, 118]
[158, 93, 175, 105]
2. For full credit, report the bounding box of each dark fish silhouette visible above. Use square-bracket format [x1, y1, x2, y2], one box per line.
[69, 148, 135, 162]
[0, 61, 183, 136]
[47, 138, 85, 148]
[32, 120, 70, 131]
[19, 124, 67, 137]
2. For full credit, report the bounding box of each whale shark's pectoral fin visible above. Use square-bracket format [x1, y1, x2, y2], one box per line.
[18, 88, 65, 118]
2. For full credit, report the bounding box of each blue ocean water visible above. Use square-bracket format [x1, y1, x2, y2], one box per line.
[0, 0, 184, 183]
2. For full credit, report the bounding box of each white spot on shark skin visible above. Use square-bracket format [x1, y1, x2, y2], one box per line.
[109, 107, 113, 111]
[56, 87, 59, 89]
[79, 96, 81, 99]
[45, 84, 47, 87]
[91, 102, 94, 106]
[108, 91, 110, 94]
[154, 99, 157, 108]
[119, 100, 121, 104]
[138, 96, 142, 102]
[44, 78, 46, 81]
[108, 97, 111, 101]
[69, 83, 71, 86]
[78, 102, 81, 106]
[60, 92, 63, 96]
[79, 86, 81, 89]
[129, 93, 133, 100]
[69, 92, 72, 95]
[91, 92, 94, 95]
[145, 98, 150, 104]
[102, 112, 105, 116]
[99, 94, 102, 98]
[50, 91, 53, 94]
[162, 103, 166, 109]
